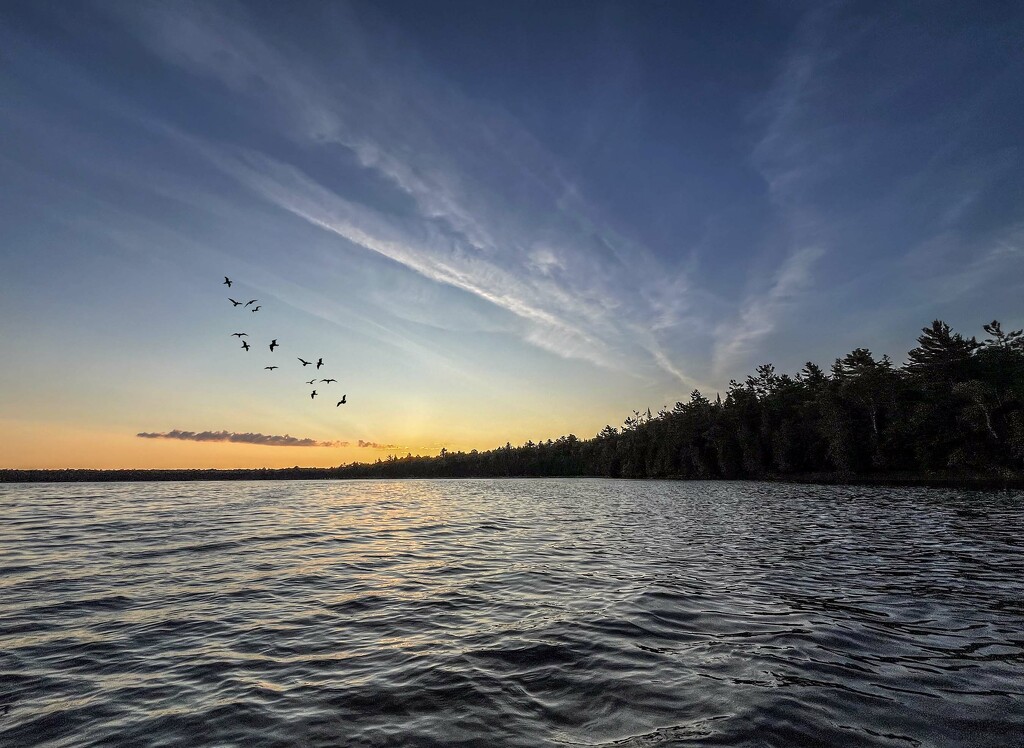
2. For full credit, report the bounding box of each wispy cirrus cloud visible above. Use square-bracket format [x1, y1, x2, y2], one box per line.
[738, 2, 1024, 366]
[712, 246, 824, 377]
[702, 7, 838, 377]
[137, 430, 346, 447]
[77, 0, 1022, 397]
[102, 0, 698, 385]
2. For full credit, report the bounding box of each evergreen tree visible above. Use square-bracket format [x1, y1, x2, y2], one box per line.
[906, 320, 978, 385]
[329, 315, 1023, 481]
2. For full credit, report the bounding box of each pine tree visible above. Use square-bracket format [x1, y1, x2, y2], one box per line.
[906, 320, 978, 385]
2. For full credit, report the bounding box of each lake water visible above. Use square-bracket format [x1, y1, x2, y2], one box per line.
[1, 479, 1022, 747]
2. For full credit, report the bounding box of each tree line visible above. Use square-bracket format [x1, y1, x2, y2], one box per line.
[336, 319, 1024, 481]
[4, 317, 1021, 484]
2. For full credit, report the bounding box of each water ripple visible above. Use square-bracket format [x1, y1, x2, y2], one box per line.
[1, 479, 1022, 746]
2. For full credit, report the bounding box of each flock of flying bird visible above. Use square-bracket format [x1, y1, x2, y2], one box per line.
[223, 276, 348, 407]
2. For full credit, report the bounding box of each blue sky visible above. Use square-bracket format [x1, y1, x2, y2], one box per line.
[1, 1, 1022, 467]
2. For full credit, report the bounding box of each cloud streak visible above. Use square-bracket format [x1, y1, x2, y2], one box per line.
[712, 246, 824, 376]
[739, 3, 1024, 369]
[23, 0, 1014, 404]
[137, 430, 346, 447]
[105, 0, 700, 383]
[357, 440, 401, 450]
[137, 431, 408, 451]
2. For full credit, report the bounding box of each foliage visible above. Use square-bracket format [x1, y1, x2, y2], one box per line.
[333, 318, 1024, 480]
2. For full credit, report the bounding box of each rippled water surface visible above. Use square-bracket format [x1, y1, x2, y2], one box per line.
[2, 479, 1023, 747]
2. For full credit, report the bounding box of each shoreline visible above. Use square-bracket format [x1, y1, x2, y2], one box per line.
[2, 469, 1023, 490]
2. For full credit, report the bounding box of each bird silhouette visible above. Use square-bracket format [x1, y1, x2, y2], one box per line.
[212, 280, 358, 405]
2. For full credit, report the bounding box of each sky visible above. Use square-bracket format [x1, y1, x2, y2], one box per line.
[1, 0, 1022, 469]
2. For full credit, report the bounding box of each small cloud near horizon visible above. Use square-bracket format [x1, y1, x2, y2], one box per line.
[137, 430, 407, 450]
[357, 440, 401, 450]
[137, 430, 347, 447]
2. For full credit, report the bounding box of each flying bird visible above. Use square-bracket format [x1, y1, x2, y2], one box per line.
[320, 378, 337, 384]
[228, 298, 242, 306]
[310, 390, 318, 399]
[298, 358, 312, 366]
[223, 276, 232, 287]
[251, 305, 261, 312]
[244, 299, 258, 307]
[265, 366, 278, 371]
[316, 358, 323, 369]
[305, 379, 317, 385]
[336, 395, 347, 406]
[269, 339, 279, 352]
[241, 341, 250, 351]
[231, 332, 248, 338]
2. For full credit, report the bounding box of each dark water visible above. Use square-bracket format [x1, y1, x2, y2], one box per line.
[1, 480, 1023, 747]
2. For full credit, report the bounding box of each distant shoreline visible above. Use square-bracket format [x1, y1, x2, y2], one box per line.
[2, 469, 1022, 490]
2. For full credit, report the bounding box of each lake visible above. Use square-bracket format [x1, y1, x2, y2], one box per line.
[1, 479, 1022, 746]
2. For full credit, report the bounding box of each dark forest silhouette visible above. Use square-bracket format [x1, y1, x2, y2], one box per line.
[3, 318, 1023, 485]
[336, 318, 1024, 481]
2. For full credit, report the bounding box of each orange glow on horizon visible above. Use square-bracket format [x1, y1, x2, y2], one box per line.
[0, 414, 611, 470]
[0, 419, 434, 470]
